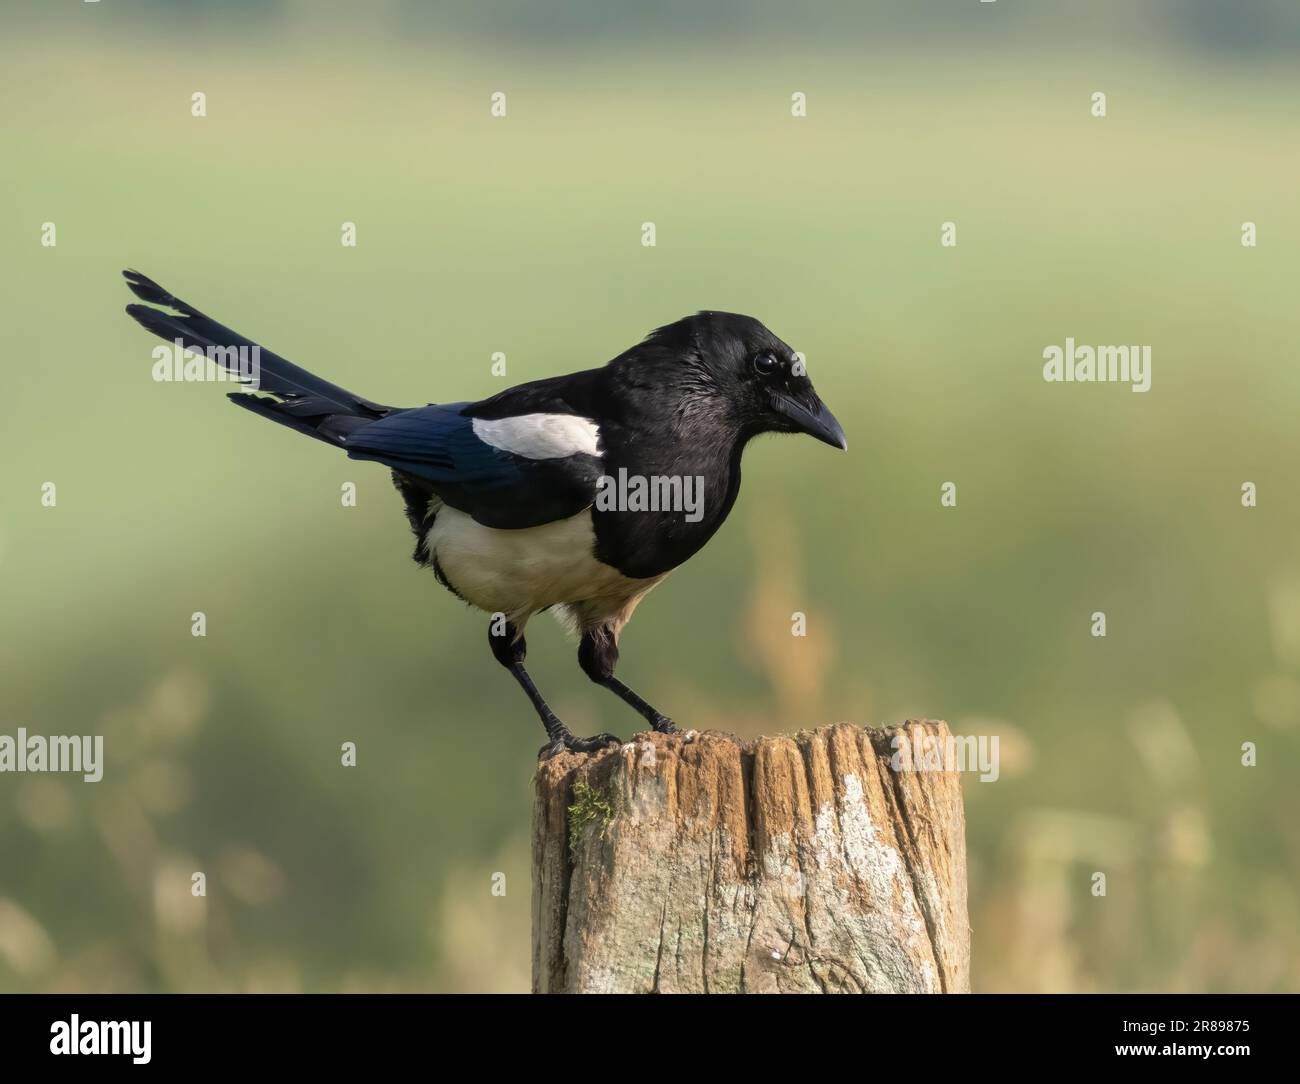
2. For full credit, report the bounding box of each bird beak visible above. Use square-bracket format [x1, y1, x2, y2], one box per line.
[771, 393, 848, 451]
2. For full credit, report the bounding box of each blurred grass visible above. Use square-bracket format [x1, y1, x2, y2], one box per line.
[1, 8, 1299, 992]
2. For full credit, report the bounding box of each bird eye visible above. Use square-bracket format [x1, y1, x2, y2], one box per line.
[752, 353, 778, 376]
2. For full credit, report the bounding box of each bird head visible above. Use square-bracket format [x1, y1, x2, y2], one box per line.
[635, 311, 848, 451]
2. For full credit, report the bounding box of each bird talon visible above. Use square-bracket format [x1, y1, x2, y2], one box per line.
[651, 716, 680, 734]
[568, 732, 623, 753]
[538, 731, 623, 759]
[538, 739, 567, 761]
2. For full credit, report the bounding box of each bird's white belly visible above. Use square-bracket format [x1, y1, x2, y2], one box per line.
[425, 505, 664, 631]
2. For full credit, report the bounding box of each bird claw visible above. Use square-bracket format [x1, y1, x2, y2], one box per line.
[538, 731, 623, 760]
[650, 716, 680, 734]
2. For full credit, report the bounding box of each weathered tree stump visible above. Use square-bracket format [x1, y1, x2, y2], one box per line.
[532, 720, 969, 993]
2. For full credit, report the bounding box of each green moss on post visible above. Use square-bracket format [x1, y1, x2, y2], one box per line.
[567, 779, 614, 855]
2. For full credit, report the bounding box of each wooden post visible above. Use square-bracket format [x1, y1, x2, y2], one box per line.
[532, 720, 969, 993]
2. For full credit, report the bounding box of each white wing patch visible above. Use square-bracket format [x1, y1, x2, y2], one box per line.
[471, 413, 601, 460]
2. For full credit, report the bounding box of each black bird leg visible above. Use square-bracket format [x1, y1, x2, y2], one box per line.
[578, 627, 679, 734]
[488, 621, 622, 758]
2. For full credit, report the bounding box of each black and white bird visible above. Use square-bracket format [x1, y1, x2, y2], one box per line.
[123, 270, 846, 756]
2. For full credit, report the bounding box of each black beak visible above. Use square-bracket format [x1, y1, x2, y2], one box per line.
[771, 393, 848, 451]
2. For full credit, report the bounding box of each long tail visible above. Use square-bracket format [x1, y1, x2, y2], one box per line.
[123, 269, 393, 445]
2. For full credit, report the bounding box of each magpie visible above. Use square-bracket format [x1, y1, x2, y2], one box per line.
[122, 270, 847, 757]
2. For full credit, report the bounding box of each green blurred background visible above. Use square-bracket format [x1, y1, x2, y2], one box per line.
[2, 0, 1298, 993]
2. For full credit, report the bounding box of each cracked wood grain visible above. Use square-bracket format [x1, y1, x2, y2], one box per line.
[531, 721, 970, 994]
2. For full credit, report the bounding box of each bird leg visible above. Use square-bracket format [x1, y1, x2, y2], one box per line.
[488, 621, 622, 758]
[578, 627, 679, 734]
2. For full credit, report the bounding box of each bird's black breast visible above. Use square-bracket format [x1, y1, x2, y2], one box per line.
[590, 424, 745, 579]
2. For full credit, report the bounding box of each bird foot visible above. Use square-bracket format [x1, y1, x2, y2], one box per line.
[650, 716, 680, 734]
[538, 730, 623, 760]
